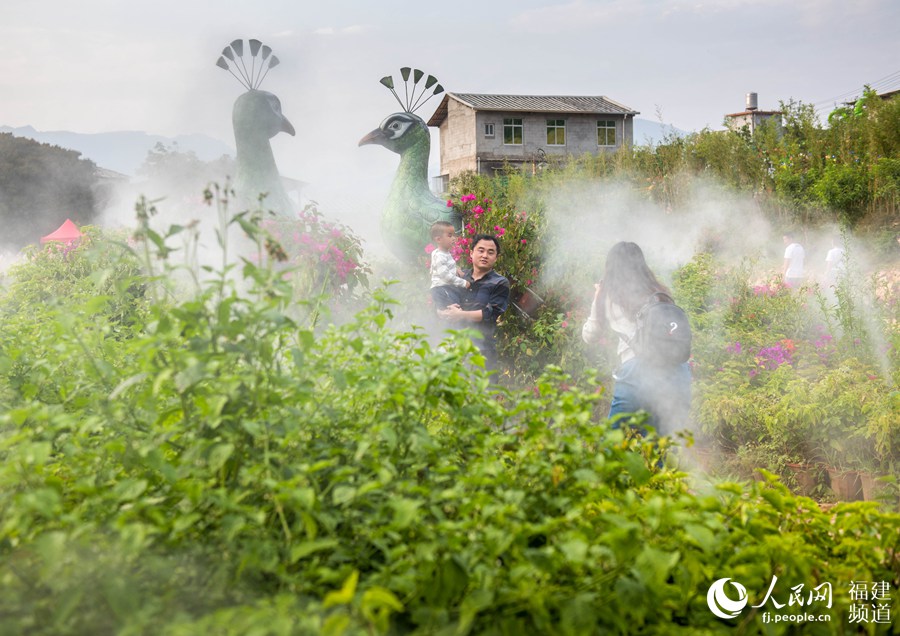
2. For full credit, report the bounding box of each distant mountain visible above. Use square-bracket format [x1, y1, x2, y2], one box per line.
[633, 118, 689, 146]
[0, 125, 235, 176]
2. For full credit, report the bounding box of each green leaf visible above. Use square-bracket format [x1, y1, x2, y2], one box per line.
[208, 443, 234, 471]
[290, 538, 339, 563]
[109, 372, 148, 400]
[390, 498, 421, 530]
[622, 451, 651, 485]
[361, 586, 404, 612]
[323, 570, 359, 608]
[113, 478, 148, 502]
[320, 613, 350, 636]
[332, 486, 356, 506]
[558, 538, 589, 564]
[634, 546, 680, 587]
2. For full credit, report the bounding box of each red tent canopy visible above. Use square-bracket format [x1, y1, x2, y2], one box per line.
[40, 219, 84, 245]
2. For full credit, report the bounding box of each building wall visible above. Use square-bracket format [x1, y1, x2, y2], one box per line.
[438, 99, 478, 181]
[437, 101, 633, 180]
[726, 112, 782, 135]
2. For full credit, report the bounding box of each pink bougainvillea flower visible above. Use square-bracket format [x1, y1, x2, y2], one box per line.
[561, 320, 569, 329]
[446, 199, 453, 207]
[726, 342, 742, 355]
[521, 239, 527, 245]
[425, 243, 435, 254]
[473, 205, 484, 215]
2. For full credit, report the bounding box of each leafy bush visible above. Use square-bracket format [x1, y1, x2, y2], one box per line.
[2, 209, 898, 634]
[813, 163, 869, 222]
[681, 248, 899, 477]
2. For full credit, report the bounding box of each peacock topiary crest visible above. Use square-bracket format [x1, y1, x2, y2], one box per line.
[378, 68, 444, 115]
[360, 69, 459, 263]
[216, 38, 281, 91]
[216, 39, 295, 217]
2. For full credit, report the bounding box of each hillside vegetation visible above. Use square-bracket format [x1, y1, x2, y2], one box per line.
[0, 134, 101, 251]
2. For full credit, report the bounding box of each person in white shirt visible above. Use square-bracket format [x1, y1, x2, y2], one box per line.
[782, 231, 805, 288]
[429, 221, 469, 310]
[824, 235, 846, 287]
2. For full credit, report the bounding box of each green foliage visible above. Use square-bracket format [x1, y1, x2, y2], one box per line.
[813, 163, 868, 222]
[0, 133, 100, 250]
[681, 248, 900, 478]
[3, 206, 898, 633]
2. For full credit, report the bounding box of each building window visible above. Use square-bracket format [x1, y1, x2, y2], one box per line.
[598, 120, 617, 146]
[503, 118, 523, 145]
[484, 123, 495, 137]
[546, 119, 566, 145]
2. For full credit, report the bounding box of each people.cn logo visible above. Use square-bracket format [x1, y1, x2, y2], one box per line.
[707, 578, 749, 619]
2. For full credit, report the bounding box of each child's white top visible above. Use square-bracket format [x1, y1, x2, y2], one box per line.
[430, 248, 468, 289]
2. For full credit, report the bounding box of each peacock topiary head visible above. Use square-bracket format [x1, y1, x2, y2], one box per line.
[360, 68, 456, 262]
[233, 89, 295, 140]
[216, 38, 295, 217]
[358, 111, 428, 154]
[358, 68, 443, 153]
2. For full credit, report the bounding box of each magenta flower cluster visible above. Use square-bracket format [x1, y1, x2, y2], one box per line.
[752, 283, 783, 297]
[755, 343, 794, 370]
[262, 213, 360, 283]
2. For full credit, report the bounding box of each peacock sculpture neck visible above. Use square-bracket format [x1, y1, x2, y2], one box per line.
[216, 39, 295, 217]
[359, 68, 460, 262]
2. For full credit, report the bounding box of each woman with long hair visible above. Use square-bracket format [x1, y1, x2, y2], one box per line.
[582, 241, 691, 436]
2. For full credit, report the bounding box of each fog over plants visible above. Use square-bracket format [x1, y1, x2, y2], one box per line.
[1, 3, 899, 629]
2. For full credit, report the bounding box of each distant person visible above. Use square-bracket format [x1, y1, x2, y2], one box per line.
[438, 234, 510, 371]
[824, 234, 846, 287]
[429, 221, 469, 310]
[582, 241, 691, 437]
[782, 231, 805, 288]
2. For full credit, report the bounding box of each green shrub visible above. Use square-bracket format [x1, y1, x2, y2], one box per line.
[1, 207, 899, 634]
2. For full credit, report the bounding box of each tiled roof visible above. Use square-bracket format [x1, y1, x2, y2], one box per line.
[725, 110, 782, 117]
[427, 93, 638, 126]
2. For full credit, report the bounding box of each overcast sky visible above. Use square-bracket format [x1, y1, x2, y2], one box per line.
[3, 0, 898, 229]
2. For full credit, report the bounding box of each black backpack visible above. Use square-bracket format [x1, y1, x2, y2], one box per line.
[630, 292, 692, 366]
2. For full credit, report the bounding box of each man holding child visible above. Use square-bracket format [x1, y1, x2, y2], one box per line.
[436, 230, 510, 371]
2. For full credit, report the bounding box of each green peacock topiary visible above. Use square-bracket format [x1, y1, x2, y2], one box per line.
[359, 68, 460, 262]
[216, 38, 295, 217]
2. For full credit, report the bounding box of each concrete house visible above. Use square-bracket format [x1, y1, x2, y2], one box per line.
[725, 92, 782, 135]
[427, 93, 639, 188]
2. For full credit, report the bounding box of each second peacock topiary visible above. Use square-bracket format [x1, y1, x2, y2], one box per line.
[359, 68, 460, 263]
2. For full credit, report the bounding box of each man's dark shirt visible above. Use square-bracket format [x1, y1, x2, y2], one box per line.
[459, 268, 510, 365]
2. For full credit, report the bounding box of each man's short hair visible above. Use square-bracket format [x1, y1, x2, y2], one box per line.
[430, 220, 455, 239]
[471, 234, 501, 254]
